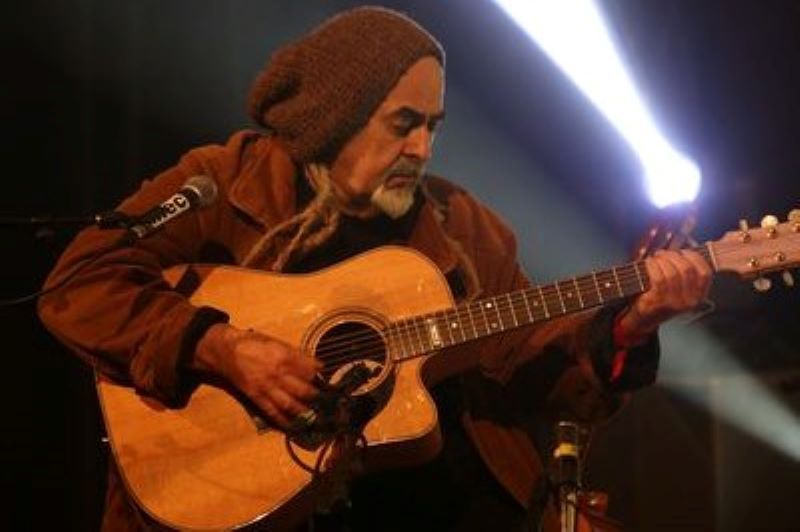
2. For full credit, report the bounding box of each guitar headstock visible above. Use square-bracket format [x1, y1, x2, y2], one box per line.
[710, 210, 800, 290]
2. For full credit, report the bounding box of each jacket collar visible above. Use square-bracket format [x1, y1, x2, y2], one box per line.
[228, 136, 298, 230]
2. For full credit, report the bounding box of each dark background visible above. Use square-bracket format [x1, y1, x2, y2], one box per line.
[4, 1, 799, 530]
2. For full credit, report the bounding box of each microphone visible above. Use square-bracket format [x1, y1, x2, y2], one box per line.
[124, 175, 217, 241]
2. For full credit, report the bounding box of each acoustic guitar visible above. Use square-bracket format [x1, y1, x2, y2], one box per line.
[97, 213, 799, 530]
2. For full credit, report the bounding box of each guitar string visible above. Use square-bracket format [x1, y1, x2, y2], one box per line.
[315, 279, 642, 368]
[314, 267, 651, 369]
[313, 263, 649, 356]
[312, 240, 735, 358]
[314, 266, 655, 368]
[308, 244, 763, 370]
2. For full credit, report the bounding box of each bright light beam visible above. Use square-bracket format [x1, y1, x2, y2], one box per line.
[491, 0, 701, 207]
[492, 0, 800, 465]
[659, 322, 800, 463]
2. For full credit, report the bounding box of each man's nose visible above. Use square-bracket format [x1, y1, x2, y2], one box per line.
[403, 126, 434, 162]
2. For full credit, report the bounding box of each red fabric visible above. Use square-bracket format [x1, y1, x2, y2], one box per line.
[610, 311, 648, 382]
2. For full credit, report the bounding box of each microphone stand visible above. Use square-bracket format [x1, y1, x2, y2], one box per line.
[553, 421, 587, 532]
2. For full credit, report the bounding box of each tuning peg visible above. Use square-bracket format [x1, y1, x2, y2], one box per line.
[783, 271, 795, 287]
[752, 277, 772, 292]
[760, 214, 779, 238]
[739, 219, 752, 242]
[790, 210, 800, 233]
[760, 214, 779, 228]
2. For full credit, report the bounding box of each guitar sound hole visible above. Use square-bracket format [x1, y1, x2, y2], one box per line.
[316, 321, 386, 386]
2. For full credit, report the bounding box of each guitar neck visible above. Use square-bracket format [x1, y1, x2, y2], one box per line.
[388, 245, 713, 360]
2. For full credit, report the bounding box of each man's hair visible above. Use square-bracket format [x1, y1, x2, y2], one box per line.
[248, 6, 444, 164]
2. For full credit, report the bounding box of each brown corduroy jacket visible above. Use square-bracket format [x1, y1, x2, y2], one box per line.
[38, 130, 658, 529]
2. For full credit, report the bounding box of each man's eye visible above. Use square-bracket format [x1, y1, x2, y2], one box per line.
[392, 122, 413, 136]
[427, 119, 442, 133]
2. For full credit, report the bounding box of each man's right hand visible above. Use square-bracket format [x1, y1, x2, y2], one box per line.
[194, 323, 322, 429]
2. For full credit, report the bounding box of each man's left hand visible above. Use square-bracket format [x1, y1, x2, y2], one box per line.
[619, 249, 713, 342]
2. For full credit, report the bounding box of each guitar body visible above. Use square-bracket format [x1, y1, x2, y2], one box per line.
[97, 247, 456, 530]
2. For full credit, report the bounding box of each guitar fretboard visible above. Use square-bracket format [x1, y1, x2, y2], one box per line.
[386, 246, 712, 360]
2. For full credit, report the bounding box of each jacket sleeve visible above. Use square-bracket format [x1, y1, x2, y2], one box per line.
[449, 191, 659, 423]
[37, 147, 231, 407]
[500, 265, 660, 423]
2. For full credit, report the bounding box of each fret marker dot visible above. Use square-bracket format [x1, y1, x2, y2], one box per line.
[604, 282, 611, 288]
[451, 323, 458, 328]
[485, 303, 493, 309]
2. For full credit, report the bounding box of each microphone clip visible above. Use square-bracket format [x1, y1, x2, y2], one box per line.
[289, 363, 380, 449]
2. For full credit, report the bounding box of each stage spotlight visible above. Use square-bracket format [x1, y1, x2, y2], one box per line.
[491, 0, 701, 207]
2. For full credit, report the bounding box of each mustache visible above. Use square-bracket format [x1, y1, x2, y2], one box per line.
[386, 158, 425, 178]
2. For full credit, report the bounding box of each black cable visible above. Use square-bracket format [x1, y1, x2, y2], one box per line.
[0, 235, 128, 307]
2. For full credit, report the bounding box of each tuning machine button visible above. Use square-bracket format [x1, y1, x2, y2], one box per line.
[752, 277, 772, 292]
[739, 219, 751, 242]
[760, 215, 779, 227]
[783, 271, 795, 287]
[790, 209, 800, 232]
[761, 215, 779, 238]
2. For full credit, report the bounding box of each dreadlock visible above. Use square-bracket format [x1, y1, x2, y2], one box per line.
[241, 164, 341, 271]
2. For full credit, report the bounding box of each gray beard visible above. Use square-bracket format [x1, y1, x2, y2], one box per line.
[370, 182, 417, 219]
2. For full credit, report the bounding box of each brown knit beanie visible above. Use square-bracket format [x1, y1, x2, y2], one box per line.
[248, 6, 444, 164]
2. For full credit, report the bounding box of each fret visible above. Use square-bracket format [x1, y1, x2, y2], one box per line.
[477, 300, 490, 335]
[537, 285, 550, 318]
[633, 262, 646, 292]
[558, 280, 580, 313]
[425, 316, 443, 349]
[497, 298, 507, 329]
[622, 265, 641, 295]
[456, 310, 467, 343]
[553, 283, 567, 314]
[611, 267, 624, 297]
[703, 243, 719, 271]
[488, 298, 504, 331]
[395, 322, 412, 360]
[591, 271, 604, 303]
[506, 293, 519, 327]
[446, 310, 465, 344]
[466, 301, 479, 339]
[572, 277, 585, 308]
[405, 320, 420, 355]
[385, 326, 398, 361]
[414, 319, 429, 354]
[600, 271, 616, 300]
[441, 310, 455, 347]
[521, 290, 535, 323]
